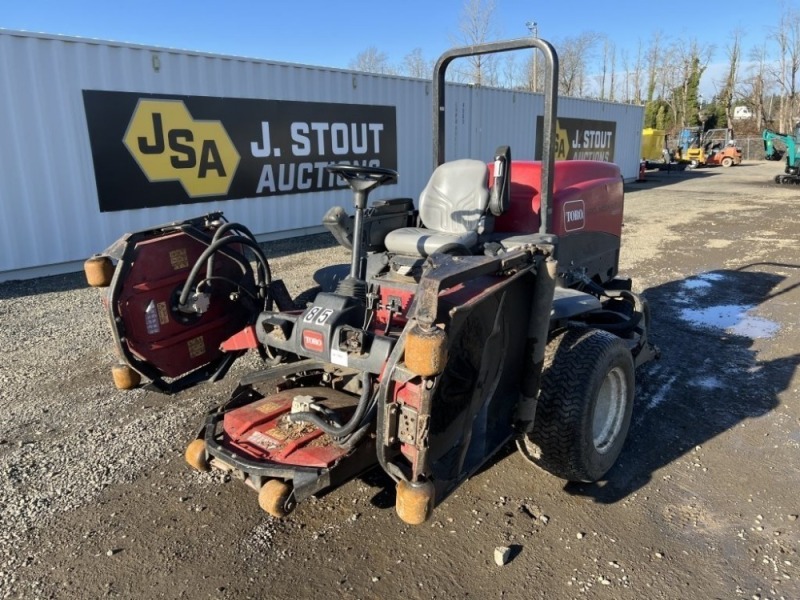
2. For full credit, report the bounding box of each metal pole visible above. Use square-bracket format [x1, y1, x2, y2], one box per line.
[525, 21, 538, 93]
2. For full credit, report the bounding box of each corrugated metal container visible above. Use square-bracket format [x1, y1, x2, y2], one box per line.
[0, 30, 644, 281]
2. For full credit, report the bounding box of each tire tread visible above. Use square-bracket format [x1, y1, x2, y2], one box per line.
[526, 328, 633, 482]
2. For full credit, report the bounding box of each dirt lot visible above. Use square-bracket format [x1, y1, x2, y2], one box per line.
[1, 161, 798, 599]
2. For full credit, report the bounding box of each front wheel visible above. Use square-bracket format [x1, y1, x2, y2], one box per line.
[518, 328, 635, 482]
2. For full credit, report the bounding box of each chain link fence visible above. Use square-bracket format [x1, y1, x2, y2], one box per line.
[736, 137, 769, 161]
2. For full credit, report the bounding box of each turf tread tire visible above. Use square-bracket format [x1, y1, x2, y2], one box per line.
[523, 328, 634, 483]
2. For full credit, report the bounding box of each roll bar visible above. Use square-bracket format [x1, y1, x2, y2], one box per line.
[432, 37, 559, 235]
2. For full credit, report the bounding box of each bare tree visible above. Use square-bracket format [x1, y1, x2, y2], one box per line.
[594, 36, 615, 100]
[657, 43, 680, 99]
[609, 41, 617, 102]
[455, 0, 500, 85]
[620, 48, 631, 103]
[556, 32, 600, 96]
[742, 43, 773, 130]
[349, 47, 395, 75]
[673, 39, 713, 127]
[645, 32, 664, 104]
[523, 52, 543, 93]
[770, 7, 800, 132]
[402, 48, 431, 79]
[718, 29, 742, 132]
[631, 40, 645, 104]
[500, 54, 518, 89]
[658, 45, 682, 127]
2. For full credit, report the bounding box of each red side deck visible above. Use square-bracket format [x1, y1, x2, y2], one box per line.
[491, 160, 624, 237]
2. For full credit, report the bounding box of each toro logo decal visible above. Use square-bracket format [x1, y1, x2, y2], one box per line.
[301, 329, 325, 353]
[123, 99, 240, 197]
[563, 199, 585, 232]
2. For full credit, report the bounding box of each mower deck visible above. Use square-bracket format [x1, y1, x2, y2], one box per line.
[223, 385, 358, 468]
[200, 379, 377, 507]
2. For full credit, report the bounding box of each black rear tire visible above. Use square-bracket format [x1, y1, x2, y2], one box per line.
[519, 328, 635, 482]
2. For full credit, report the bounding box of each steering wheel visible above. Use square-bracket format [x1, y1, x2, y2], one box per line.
[325, 164, 398, 189]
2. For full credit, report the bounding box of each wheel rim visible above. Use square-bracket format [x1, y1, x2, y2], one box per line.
[592, 366, 627, 454]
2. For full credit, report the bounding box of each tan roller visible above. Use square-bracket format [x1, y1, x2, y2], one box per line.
[404, 324, 448, 377]
[84, 256, 114, 287]
[184, 438, 210, 472]
[258, 480, 295, 518]
[395, 479, 435, 525]
[111, 364, 141, 390]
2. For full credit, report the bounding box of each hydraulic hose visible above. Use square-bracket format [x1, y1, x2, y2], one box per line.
[287, 373, 373, 439]
[178, 235, 272, 310]
[207, 222, 272, 289]
[336, 402, 378, 451]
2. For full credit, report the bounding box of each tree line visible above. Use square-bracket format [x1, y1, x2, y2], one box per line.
[349, 0, 800, 136]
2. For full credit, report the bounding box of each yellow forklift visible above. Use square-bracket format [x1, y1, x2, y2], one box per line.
[684, 128, 742, 168]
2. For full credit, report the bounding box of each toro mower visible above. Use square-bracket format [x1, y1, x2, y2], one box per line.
[86, 38, 657, 525]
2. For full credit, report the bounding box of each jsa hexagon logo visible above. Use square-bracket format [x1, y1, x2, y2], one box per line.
[123, 99, 240, 197]
[554, 119, 571, 160]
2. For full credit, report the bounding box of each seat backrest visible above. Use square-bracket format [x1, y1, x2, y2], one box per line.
[419, 159, 489, 233]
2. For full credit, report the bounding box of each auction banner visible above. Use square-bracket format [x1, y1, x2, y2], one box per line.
[82, 91, 398, 212]
[535, 116, 616, 162]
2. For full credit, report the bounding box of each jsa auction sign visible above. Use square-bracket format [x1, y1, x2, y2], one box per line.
[535, 116, 616, 162]
[82, 91, 398, 212]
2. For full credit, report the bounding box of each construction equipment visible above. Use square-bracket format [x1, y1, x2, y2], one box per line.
[86, 38, 657, 525]
[763, 127, 800, 184]
[672, 126, 701, 161]
[640, 128, 670, 167]
[763, 131, 785, 161]
[683, 128, 742, 168]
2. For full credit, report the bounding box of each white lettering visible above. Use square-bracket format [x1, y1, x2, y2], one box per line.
[278, 163, 295, 191]
[566, 209, 584, 222]
[256, 164, 275, 193]
[331, 123, 349, 155]
[282, 122, 387, 157]
[256, 160, 376, 195]
[291, 122, 311, 156]
[310, 122, 330, 154]
[351, 123, 368, 154]
[368, 123, 384, 153]
[251, 122, 272, 157]
[582, 130, 613, 149]
[297, 162, 313, 190]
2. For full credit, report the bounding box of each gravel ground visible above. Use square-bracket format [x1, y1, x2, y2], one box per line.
[1, 161, 798, 599]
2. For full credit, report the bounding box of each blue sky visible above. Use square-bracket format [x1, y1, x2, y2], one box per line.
[0, 0, 790, 94]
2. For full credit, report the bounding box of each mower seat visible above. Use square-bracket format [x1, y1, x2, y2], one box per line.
[384, 159, 490, 257]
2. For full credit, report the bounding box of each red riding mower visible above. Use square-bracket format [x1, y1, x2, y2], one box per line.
[85, 38, 657, 524]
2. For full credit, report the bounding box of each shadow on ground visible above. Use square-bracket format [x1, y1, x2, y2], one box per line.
[566, 264, 800, 503]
